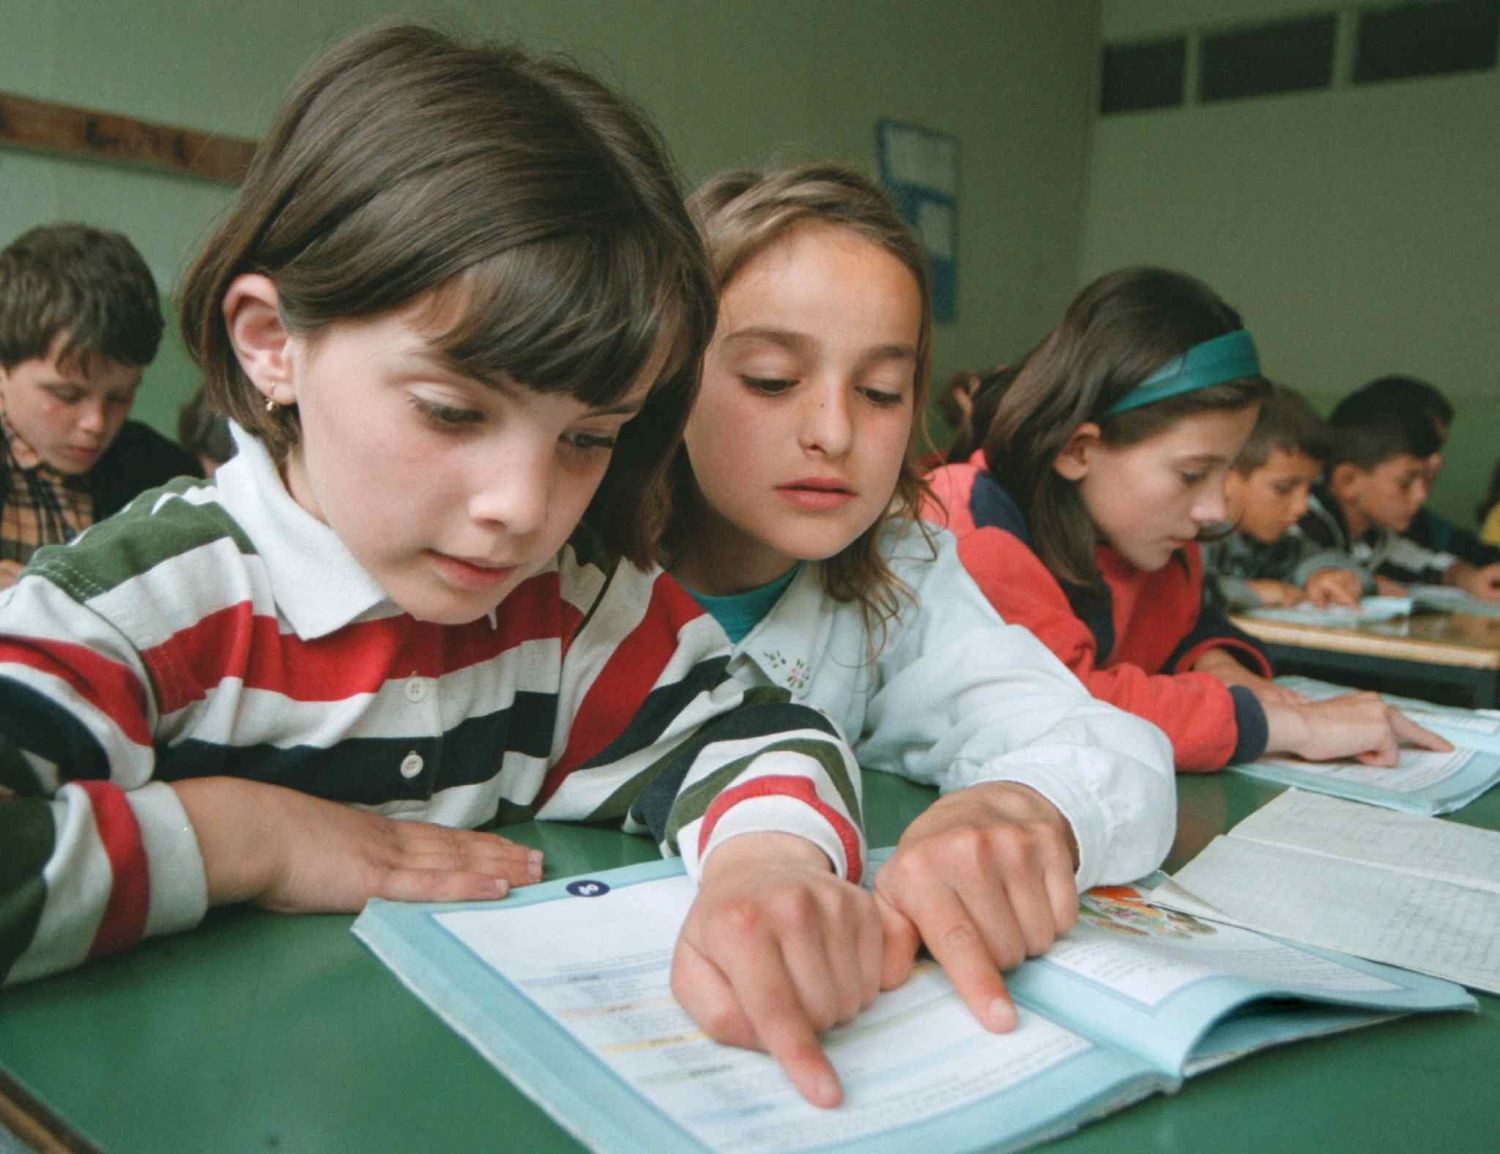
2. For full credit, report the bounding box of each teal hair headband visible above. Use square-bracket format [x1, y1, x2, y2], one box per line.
[1102, 329, 1261, 417]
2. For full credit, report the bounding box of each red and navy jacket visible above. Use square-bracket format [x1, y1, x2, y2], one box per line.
[925, 454, 1271, 772]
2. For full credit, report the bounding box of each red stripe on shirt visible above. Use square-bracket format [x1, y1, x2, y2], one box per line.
[697, 774, 863, 884]
[145, 572, 573, 713]
[537, 576, 707, 805]
[77, 781, 150, 959]
[0, 637, 152, 746]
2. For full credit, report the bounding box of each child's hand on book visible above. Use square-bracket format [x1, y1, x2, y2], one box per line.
[1266, 693, 1453, 766]
[670, 831, 906, 1109]
[873, 782, 1078, 1035]
[1244, 579, 1304, 608]
[173, 777, 543, 910]
[1302, 568, 1362, 608]
[1448, 560, 1500, 602]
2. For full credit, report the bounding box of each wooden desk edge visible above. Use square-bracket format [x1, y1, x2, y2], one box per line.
[1232, 615, 1500, 671]
[0, 1066, 100, 1154]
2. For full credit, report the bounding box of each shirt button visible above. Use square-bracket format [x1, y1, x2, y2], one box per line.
[400, 752, 424, 779]
[404, 677, 428, 704]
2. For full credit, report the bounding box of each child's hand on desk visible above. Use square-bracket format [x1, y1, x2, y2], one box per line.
[1373, 574, 1408, 597]
[1193, 649, 1305, 706]
[1303, 568, 1362, 608]
[873, 782, 1078, 1037]
[1244, 579, 1304, 608]
[1264, 693, 1453, 766]
[671, 831, 903, 1109]
[0, 560, 23, 590]
[1448, 560, 1500, 601]
[173, 778, 542, 910]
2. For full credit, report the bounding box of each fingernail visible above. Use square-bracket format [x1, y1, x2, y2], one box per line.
[528, 851, 543, 880]
[987, 998, 1017, 1031]
[815, 1072, 842, 1107]
[493, 879, 510, 897]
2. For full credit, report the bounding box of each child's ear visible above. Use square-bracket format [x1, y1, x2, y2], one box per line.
[1052, 422, 1101, 482]
[223, 274, 298, 408]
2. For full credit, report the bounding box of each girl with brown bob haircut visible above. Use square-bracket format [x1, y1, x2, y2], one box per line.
[927, 265, 1447, 773]
[662, 165, 1179, 1059]
[0, 29, 897, 1116]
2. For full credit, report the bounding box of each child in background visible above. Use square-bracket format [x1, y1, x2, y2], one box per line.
[927, 267, 1447, 772]
[1342, 375, 1498, 566]
[1300, 387, 1500, 598]
[0, 223, 199, 588]
[666, 166, 1175, 1082]
[1480, 461, 1500, 547]
[1203, 384, 1361, 611]
[0, 28, 873, 1100]
[177, 385, 235, 475]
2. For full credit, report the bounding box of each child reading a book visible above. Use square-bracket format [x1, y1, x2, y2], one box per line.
[0, 29, 876, 1103]
[663, 165, 1176, 1068]
[926, 267, 1448, 772]
[0, 223, 200, 589]
[1299, 385, 1500, 598]
[1202, 384, 1361, 611]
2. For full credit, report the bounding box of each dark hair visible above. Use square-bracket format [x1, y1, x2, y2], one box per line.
[178, 387, 235, 467]
[678, 164, 932, 627]
[0, 223, 162, 372]
[981, 266, 1268, 590]
[178, 23, 714, 568]
[945, 365, 1017, 463]
[1340, 374, 1453, 445]
[1232, 384, 1328, 473]
[1326, 386, 1443, 471]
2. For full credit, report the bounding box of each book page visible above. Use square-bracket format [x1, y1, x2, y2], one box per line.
[1230, 790, 1500, 892]
[1252, 748, 1476, 795]
[1247, 597, 1412, 625]
[1044, 888, 1397, 1010]
[1163, 835, 1500, 994]
[434, 874, 1104, 1154]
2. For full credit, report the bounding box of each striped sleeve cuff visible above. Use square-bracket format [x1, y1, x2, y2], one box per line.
[678, 765, 865, 885]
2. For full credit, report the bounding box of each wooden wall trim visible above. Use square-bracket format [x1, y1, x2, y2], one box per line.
[0, 92, 257, 184]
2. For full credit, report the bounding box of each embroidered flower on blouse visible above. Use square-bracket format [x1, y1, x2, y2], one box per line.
[763, 649, 809, 692]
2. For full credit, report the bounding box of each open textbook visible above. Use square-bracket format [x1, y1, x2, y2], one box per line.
[1245, 587, 1500, 626]
[353, 854, 1472, 1154]
[1227, 675, 1500, 814]
[1151, 789, 1500, 995]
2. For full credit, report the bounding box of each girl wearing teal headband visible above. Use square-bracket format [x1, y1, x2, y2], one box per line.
[926, 266, 1446, 774]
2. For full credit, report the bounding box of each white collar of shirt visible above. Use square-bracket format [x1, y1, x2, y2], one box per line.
[728, 561, 844, 697]
[214, 423, 393, 640]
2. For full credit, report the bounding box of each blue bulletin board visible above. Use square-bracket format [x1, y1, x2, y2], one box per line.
[876, 119, 959, 323]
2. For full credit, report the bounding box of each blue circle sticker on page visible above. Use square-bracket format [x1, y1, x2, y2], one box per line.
[565, 879, 610, 898]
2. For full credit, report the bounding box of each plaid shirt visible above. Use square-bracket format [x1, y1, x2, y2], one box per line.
[1, 410, 94, 566]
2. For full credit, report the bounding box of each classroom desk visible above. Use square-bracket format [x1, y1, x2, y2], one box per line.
[1233, 609, 1500, 708]
[2, 771, 1496, 1154]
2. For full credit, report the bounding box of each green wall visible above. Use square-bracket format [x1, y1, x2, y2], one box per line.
[1, 0, 1102, 447]
[1085, 0, 1500, 527]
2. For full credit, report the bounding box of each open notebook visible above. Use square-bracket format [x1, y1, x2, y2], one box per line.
[353, 852, 1471, 1154]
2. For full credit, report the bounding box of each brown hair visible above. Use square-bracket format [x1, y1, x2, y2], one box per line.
[676, 164, 933, 627]
[178, 23, 714, 568]
[0, 223, 162, 372]
[1232, 383, 1327, 474]
[982, 266, 1268, 590]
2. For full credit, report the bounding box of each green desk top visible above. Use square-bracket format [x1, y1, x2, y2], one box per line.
[2, 772, 1496, 1154]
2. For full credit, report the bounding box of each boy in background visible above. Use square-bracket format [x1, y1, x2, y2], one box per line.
[1297, 387, 1500, 599]
[1349, 375, 1499, 566]
[0, 224, 198, 588]
[1203, 385, 1362, 610]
